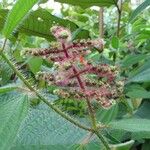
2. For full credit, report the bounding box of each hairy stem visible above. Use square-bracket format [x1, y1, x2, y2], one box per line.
[95, 130, 111, 150]
[86, 99, 97, 129]
[85, 99, 110, 149]
[0, 51, 92, 132]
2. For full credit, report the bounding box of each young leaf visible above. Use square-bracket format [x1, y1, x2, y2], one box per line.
[129, 0, 150, 22]
[0, 93, 29, 150]
[3, 0, 39, 37]
[111, 36, 119, 49]
[28, 57, 43, 74]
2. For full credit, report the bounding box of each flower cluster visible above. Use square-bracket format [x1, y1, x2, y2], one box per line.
[23, 26, 123, 109]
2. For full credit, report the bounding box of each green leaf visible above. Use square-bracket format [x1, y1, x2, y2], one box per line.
[0, 9, 8, 32]
[130, 59, 150, 77]
[12, 142, 102, 150]
[1, 9, 89, 40]
[126, 89, 150, 99]
[96, 104, 118, 124]
[0, 84, 18, 93]
[0, 93, 29, 150]
[13, 103, 88, 149]
[135, 101, 150, 119]
[111, 36, 119, 49]
[73, 141, 102, 150]
[110, 118, 150, 139]
[0, 56, 14, 84]
[28, 57, 43, 74]
[121, 54, 147, 68]
[3, 0, 39, 37]
[129, 0, 150, 22]
[142, 140, 150, 150]
[71, 26, 88, 41]
[20, 9, 89, 40]
[110, 140, 134, 150]
[12, 145, 77, 150]
[128, 68, 150, 83]
[126, 85, 150, 99]
[55, 0, 117, 8]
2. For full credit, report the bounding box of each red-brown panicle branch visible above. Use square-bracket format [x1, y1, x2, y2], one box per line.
[23, 26, 123, 109]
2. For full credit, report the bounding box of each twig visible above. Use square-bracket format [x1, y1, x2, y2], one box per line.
[116, 0, 123, 37]
[86, 98, 97, 129]
[0, 38, 7, 52]
[99, 7, 104, 39]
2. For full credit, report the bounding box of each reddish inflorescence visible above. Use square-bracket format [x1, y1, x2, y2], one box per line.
[23, 26, 124, 109]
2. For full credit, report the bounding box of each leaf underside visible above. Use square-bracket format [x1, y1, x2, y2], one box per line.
[0, 93, 29, 150]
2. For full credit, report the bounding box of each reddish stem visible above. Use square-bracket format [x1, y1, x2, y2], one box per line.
[62, 43, 69, 58]
[72, 66, 85, 90]
[61, 43, 85, 90]
[69, 67, 91, 79]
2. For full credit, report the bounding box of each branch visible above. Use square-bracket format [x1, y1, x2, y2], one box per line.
[0, 38, 7, 52]
[116, 0, 123, 37]
[99, 7, 104, 39]
[86, 98, 97, 129]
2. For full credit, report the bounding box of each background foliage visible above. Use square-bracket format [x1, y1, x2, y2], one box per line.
[0, 0, 150, 149]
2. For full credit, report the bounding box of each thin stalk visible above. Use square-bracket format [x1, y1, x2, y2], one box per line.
[86, 99, 110, 149]
[95, 130, 111, 150]
[116, 0, 123, 37]
[117, 10, 121, 37]
[86, 99, 97, 129]
[0, 51, 92, 132]
[99, 7, 104, 39]
[0, 38, 7, 52]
